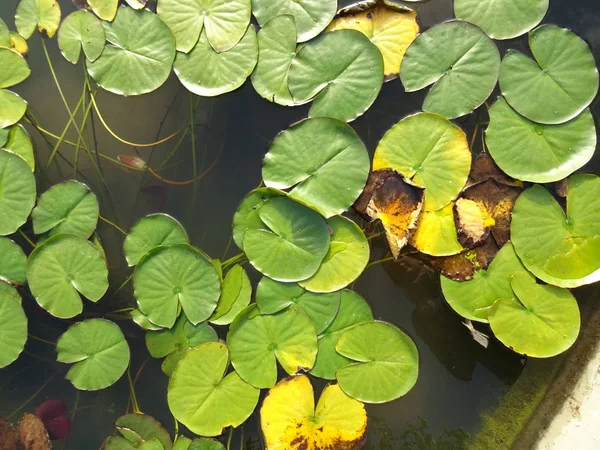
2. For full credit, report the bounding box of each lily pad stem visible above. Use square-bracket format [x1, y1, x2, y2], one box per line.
[127, 367, 142, 414]
[18, 229, 35, 248]
[99, 214, 127, 235]
[28, 334, 55, 345]
[227, 428, 233, 450]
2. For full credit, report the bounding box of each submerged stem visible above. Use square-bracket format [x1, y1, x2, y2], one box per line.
[227, 428, 233, 450]
[127, 368, 142, 414]
[18, 229, 36, 248]
[7, 376, 54, 420]
[99, 214, 127, 235]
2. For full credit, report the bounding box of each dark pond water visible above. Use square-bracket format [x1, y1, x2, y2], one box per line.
[1, 0, 600, 448]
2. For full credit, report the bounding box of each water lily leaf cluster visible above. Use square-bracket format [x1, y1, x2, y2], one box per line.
[0, 43, 30, 128]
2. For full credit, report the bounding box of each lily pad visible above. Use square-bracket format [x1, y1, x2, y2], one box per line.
[486, 99, 596, 183]
[56, 319, 130, 391]
[3, 124, 35, 171]
[400, 20, 500, 119]
[125, 0, 148, 10]
[231, 188, 284, 249]
[173, 437, 192, 450]
[0, 128, 8, 147]
[454, 0, 548, 40]
[105, 437, 164, 450]
[58, 10, 106, 64]
[188, 439, 224, 450]
[260, 375, 367, 450]
[409, 203, 463, 257]
[511, 174, 600, 288]
[134, 244, 221, 328]
[168, 342, 260, 437]
[256, 277, 341, 334]
[131, 309, 164, 331]
[242, 196, 330, 282]
[300, 216, 370, 293]
[488, 271, 580, 357]
[27, 234, 109, 319]
[109, 414, 173, 450]
[311, 290, 374, 380]
[88, 0, 118, 21]
[441, 242, 526, 322]
[373, 112, 471, 211]
[0, 18, 8, 47]
[251, 15, 297, 106]
[336, 321, 419, 403]
[10, 32, 29, 56]
[158, 0, 251, 53]
[124, 214, 189, 267]
[0, 238, 27, 285]
[262, 117, 370, 218]
[499, 25, 599, 125]
[0, 90, 28, 129]
[87, 7, 176, 96]
[327, 2, 419, 80]
[0, 282, 27, 368]
[209, 264, 252, 326]
[174, 26, 257, 97]
[0, 48, 31, 89]
[227, 304, 318, 388]
[0, 149, 36, 236]
[15, 0, 61, 39]
[251, 0, 337, 42]
[32, 181, 99, 239]
[288, 29, 384, 123]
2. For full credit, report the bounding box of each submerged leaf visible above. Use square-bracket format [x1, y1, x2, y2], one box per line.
[410, 203, 463, 257]
[0, 282, 27, 368]
[18, 414, 51, 450]
[35, 399, 71, 440]
[0, 238, 27, 285]
[15, 0, 61, 39]
[467, 152, 522, 188]
[0, 150, 35, 236]
[58, 10, 106, 64]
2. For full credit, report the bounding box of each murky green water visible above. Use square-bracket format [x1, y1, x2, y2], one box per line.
[1, 0, 599, 448]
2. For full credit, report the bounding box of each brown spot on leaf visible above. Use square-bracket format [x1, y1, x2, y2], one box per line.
[426, 236, 499, 281]
[556, 178, 568, 198]
[0, 418, 19, 450]
[18, 414, 52, 450]
[468, 153, 523, 188]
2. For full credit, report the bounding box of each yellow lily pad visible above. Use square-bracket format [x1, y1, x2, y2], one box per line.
[410, 203, 463, 256]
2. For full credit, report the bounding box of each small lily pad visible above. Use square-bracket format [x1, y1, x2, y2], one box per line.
[87, 0, 118, 21]
[173, 437, 192, 450]
[262, 117, 370, 218]
[56, 319, 130, 391]
[109, 414, 173, 450]
[227, 304, 318, 388]
[209, 264, 252, 326]
[0, 149, 36, 236]
[0, 48, 31, 89]
[27, 234, 109, 318]
[409, 203, 463, 257]
[3, 124, 35, 171]
[10, 31, 29, 56]
[58, 10, 106, 64]
[260, 375, 367, 450]
[0, 282, 27, 368]
[0, 90, 28, 129]
[15, 0, 61, 39]
[168, 342, 260, 437]
[188, 439, 224, 450]
[231, 188, 284, 250]
[336, 321, 419, 403]
[0, 238, 27, 285]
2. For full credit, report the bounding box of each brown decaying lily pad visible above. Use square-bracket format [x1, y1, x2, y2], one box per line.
[18, 414, 52, 450]
[468, 153, 523, 188]
[0, 418, 19, 450]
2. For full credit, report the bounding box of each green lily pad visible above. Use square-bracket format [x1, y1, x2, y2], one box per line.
[134, 244, 221, 328]
[174, 26, 257, 97]
[209, 265, 252, 326]
[251, 0, 336, 42]
[87, 7, 176, 96]
[27, 234, 109, 318]
[0, 282, 27, 368]
[489, 271, 580, 357]
[168, 342, 260, 437]
[0, 149, 36, 236]
[15, 0, 61, 39]
[400, 20, 500, 119]
[58, 10, 106, 64]
[441, 242, 526, 323]
[300, 216, 370, 293]
[173, 437, 192, 450]
[262, 117, 370, 218]
[3, 124, 35, 171]
[32, 181, 100, 239]
[0, 238, 27, 285]
[158, 0, 251, 53]
[0, 128, 8, 147]
[373, 112, 471, 211]
[242, 196, 330, 282]
[256, 277, 341, 334]
[110, 414, 173, 450]
[251, 15, 297, 106]
[310, 290, 374, 380]
[231, 188, 284, 249]
[131, 309, 164, 331]
[56, 319, 130, 391]
[486, 98, 596, 183]
[88, 0, 118, 21]
[0, 90, 28, 129]
[336, 321, 419, 403]
[499, 25, 599, 125]
[454, 0, 548, 40]
[0, 18, 9, 47]
[105, 437, 164, 450]
[0, 48, 31, 89]
[227, 304, 318, 388]
[288, 29, 384, 123]
[511, 174, 600, 288]
[124, 214, 189, 267]
[188, 439, 224, 450]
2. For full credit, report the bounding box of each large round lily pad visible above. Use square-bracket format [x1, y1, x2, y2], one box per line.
[174, 26, 257, 97]
[168, 342, 260, 437]
[209, 264, 252, 326]
[336, 321, 419, 403]
[231, 188, 284, 249]
[288, 29, 384, 123]
[499, 25, 599, 125]
[15, 0, 61, 39]
[311, 290, 374, 380]
[0, 90, 27, 129]
[486, 98, 596, 183]
[454, 0, 548, 40]
[56, 319, 130, 391]
[511, 174, 600, 288]
[58, 10, 105, 64]
[373, 112, 471, 212]
[0, 149, 35, 236]
[0, 282, 27, 368]
[0, 48, 31, 89]
[2, 124, 35, 171]
[489, 271, 580, 357]
[400, 20, 500, 119]
[260, 375, 367, 450]
[87, 7, 176, 96]
[242, 197, 330, 282]
[134, 244, 221, 328]
[0, 238, 27, 285]
[227, 304, 318, 388]
[262, 117, 370, 218]
[32, 181, 99, 239]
